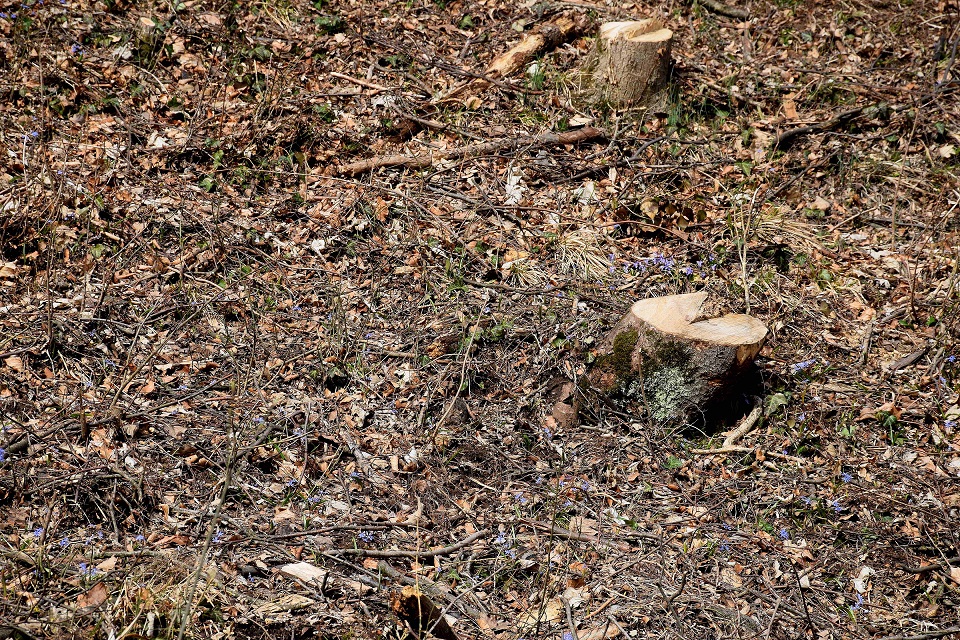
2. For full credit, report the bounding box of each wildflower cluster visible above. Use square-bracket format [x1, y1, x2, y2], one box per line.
[493, 531, 516, 559]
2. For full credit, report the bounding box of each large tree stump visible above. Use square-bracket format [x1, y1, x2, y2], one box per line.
[579, 19, 673, 110]
[588, 292, 767, 424]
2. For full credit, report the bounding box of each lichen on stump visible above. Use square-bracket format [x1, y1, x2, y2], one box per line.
[589, 292, 768, 424]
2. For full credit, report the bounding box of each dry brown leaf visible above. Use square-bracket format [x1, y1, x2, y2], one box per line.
[77, 582, 108, 610]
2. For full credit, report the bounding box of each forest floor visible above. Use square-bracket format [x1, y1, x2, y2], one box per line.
[2, 0, 960, 638]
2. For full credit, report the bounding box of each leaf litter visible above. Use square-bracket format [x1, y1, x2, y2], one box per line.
[0, 0, 959, 639]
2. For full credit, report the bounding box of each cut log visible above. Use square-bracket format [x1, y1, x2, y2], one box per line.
[579, 20, 673, 110]
[588, 291, 767, 424]
[435, 11, 593, 104]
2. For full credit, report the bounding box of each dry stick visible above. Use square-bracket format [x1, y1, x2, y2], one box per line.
[904, 556, 960, 574]
[330, 529, 490, 559]
[878, 628, 960, 640]
[689, 445, 807, 464]
[562, 596, 580, 640]
[337, 126, 605, 175]
[391, 106, 484, 141]
[329, 71, 391, 92]
[722, 399, 762, 448]
[606, 616, 629, 638]
[697, 0, 750, 20]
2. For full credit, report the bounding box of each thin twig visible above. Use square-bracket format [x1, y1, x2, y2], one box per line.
[329, 529, 490, 559]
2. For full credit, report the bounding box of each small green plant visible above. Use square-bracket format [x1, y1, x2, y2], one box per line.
[312, 103, 336, 122]
[526, 61, 546, 90]
[314, 14, 345, 34]
[878, 410, 904, 444]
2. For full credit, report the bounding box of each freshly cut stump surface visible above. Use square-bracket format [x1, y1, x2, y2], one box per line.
[590, 292, 768, 424]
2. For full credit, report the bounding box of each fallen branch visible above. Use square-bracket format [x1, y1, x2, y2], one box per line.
[721, 399, 762, 448]
[773, 86, 958, 149]
[338, 126, 604, 176]
[435, 11, 593, 103]
[904, 556, 960, 574]
[690, 445, 807, 464]
[773, 105, 867, 149]
[527, 520, 654, 549]
[877, 628, 960, 640]
[330, 529, 490, 559]
[696, 0, 750, 20]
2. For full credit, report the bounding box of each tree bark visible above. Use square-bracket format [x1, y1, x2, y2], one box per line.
[579, 20, 673, 111]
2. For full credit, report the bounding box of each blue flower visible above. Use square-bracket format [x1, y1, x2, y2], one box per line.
[0, 448, 6, 462]
[358, 531, 375, 543]
[797, 412, 806, 422]
[945, 420, 957, 429]
[830, 500, 844, 514]
[59, 536, 70, 548]
[213, 529, 224, 543]
[33, 527, 44, 538]
[850, 593, 864, 612]
[841, 472, 853, 483]
[563, 633, 575, 640]
[946, 355, 956, 363]
[790, 359, 816, 374]
[778, 528, 789, 540]
[135, 534, 145, 542]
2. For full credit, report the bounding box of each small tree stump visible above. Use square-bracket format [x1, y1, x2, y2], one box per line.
[579, 19, 673, 110]
[589, 292, 767, 424]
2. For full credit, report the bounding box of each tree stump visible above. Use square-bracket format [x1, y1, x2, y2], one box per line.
[579, 19, 673, 110]
[588, 292, 768, 424]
